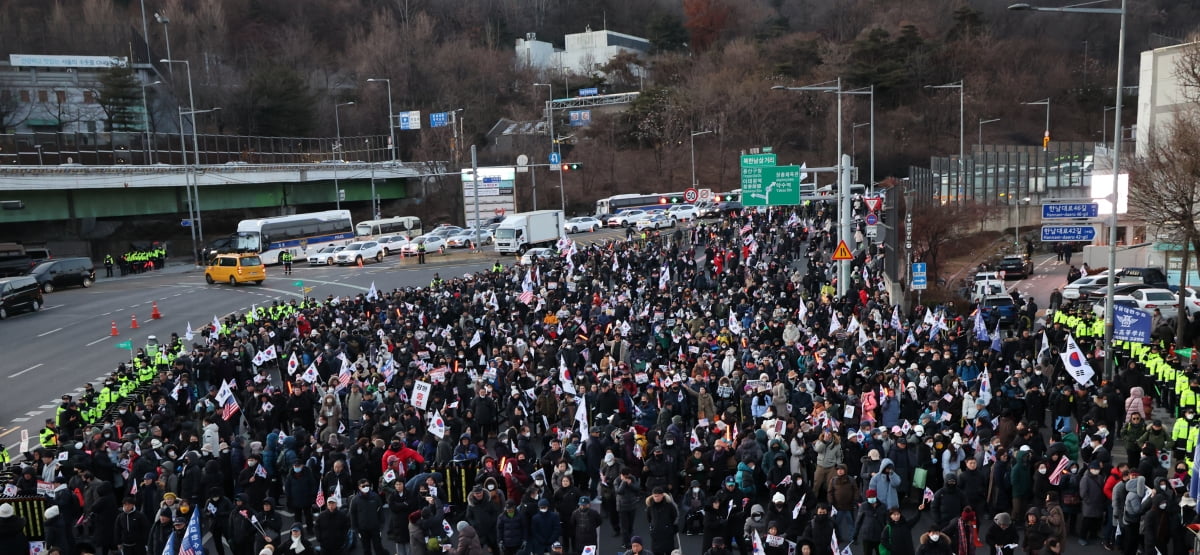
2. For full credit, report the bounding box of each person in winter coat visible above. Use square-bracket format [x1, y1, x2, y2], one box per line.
[284, 460, 319, 532]
[571, 497, 603, 554]
[645, 488, 678, 555]
[147, 509, 175, 555]
[316, 498, 352, 555]
[1121, 476, 1151, 555]
[869, 459, 902, 509]
[387, 481, 415, 555]
[854, 490, 888, 554]
[958, 459, 988, 514]
[552, 476, 584, 551]
[1043, 492, 1067, 549]
[827, 464, 859, 540]
[115, 496, 150, 555]
[90, 481, 119, 553]
[43, 504, 74, 555]
[350, 480, 387, 555]
[0, 504, 28, 555]
[744, 503, 768, 546]
[615, 471, 642, 548]
[466, 486, 500, 554]
[702, 497, 730, 552]
[984, 513, 1019, 555]
[1142, 491, 1174, 555]
[938, 507, 978, 555]
[496, 500, 528, 555]
[530, 498, 562, 555]
[1022, 509, 1053, 555]
[450, 522, 487, 555]
[931, 474, 969, 529]
[812, 431, 843, 500]
[677, 480, 707, 535]
[799, 504, 837, 555]
[1009, 448, 1033, 518]
[917, 524, 954, 555]
[880, 507, 920, 555]
[227, 495, 257, 555]
[279, 523, 317, 555]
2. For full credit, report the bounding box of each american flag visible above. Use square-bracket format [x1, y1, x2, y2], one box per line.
[338, 365, 352, 390]
[518, 290, 534, 305]
[316, 487, 325, 507]
[222, 395, 240, 421]
[741, 223, 752, 235]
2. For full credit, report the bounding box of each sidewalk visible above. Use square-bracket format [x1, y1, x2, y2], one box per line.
[97, 260, 197, 282]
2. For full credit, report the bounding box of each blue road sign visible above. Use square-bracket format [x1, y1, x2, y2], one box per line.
[865, 213, 878, 225]
[429, 112, 450, 128]
[482, 176, 501, 184]
[1041, 225, 1098, 242]
[398, 110, 422, 130]
[1042, 203, 1099, 219]
[549, 152, 561, 164]
[911, 263, 927, 290]
[579, 87, 598, 96]
[180, 219, 192, 227]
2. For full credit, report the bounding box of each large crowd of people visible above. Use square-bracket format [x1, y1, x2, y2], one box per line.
[1, 200, 1197, 555]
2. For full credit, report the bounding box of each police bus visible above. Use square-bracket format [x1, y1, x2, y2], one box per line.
[232, 210, 355, 265]
[354, 216, 423, 239]
[594, 192, 683, 217]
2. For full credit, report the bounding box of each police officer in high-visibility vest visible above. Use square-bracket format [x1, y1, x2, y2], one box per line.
[281, 250, 294, 276]
[39, 418, 58, 449]
[1173, 406, 1199, 462]
[492, 261, 504, 273]
[418, 242, 427, 264]
[430, 273, 444, 289]
[104, 254, 115, 277]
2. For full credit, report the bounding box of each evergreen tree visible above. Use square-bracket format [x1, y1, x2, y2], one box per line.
[96, 64, 142, 132]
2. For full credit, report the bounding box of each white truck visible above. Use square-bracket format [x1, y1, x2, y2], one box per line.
[494, 210, 565, 255]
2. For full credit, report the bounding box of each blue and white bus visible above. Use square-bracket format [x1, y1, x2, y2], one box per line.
[233, 210, 355, 265]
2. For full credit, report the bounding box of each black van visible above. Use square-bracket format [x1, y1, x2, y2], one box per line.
[0, 275, 44, 319]
[30, 257, 96, 293]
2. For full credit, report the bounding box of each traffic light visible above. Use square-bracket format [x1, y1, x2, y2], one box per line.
[659, 197, 668, 204]
[561, 162, 582, 172]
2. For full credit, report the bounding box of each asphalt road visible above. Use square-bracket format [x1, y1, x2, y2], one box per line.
[0, 227, 631, 450]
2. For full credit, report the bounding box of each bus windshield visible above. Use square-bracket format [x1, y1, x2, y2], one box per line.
[234, 232, 260, 252]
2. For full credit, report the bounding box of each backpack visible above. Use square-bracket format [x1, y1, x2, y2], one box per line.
[878, 524, 893, 555]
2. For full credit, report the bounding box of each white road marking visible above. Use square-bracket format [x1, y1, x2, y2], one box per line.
[37, 327, 62, 337]
[39, 405, 56, 410]
[85, 337, 110, 346]
[9, 363, 42, 379]
[11, 418, 29, 423]
[25, 411, 41, 416]
[43, 305, 63, 310]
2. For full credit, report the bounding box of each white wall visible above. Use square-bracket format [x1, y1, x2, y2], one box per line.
[1136, 42, 1197, 156]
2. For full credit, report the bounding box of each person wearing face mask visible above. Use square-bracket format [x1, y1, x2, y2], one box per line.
[678, 480, 707, 536]
[316, 498, 351, 555]
[238, 454, 270, 507]
[552, 476, 583, 551]
[743, 503, 769, 550]
[349, 479, 386, 555]
[1141, 488, 1174, 555]
[278, 523, 314, 555]
[284, 460, 318, 532]
[918, 523, 954, 555]
[798, 503, 835, 555]
[1031, 462, 1053, 509]
[930, 474, 968, 530]
[530, 498, 562, 555]
[1021, 508, 1052, 555]
[496, 499, 527, 555]
[644, 487, 678, 555]
[854, 489, 888, 555]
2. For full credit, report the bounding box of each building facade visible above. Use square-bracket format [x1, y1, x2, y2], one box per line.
[1136, 41, 1198, 155]
[515, 28, 650, 77]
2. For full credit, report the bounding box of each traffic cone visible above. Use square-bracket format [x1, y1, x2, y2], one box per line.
[151, 301, 162, 320]
[110, 321, 119, 336]
[357, 258, 363, 268]
[131, 314, 139, 329]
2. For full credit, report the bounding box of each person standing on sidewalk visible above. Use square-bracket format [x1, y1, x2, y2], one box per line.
[280, 251, 293, 276]
[104, 254, 114, 277]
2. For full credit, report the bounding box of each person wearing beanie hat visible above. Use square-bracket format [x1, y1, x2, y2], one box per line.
[447, 520, 484, 555]
[828, 463, 859, 539]
[529, 493, 561, 555]
[42, 503, 71, 555]
[985, 513, 1019, 555]
[856, 489, 889, 555]
[148, 508, 175, 555]
[645, 486, 678, 555]
[497, 496, 526, 555]
[615, 468, 642, 548]
[115, 495, 151, 555]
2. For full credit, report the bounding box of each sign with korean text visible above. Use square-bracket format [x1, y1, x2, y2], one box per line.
[740, 153, 777, 205]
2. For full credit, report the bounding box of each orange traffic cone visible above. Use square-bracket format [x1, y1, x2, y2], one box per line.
[131, 314, 139, 329]
[110, 321, 119, 336]
[357, 257, 364, 268]
[151, 301, 162, 319]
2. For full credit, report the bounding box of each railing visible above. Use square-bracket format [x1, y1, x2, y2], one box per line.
[0, 131, 395, 166]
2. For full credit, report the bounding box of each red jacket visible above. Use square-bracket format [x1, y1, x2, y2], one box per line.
[1102, 468, 1121, 500]
[382, 445, 425, 472]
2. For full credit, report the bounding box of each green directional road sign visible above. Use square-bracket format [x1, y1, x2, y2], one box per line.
[293, 280, 304, 287]
[740, 153, 777, 206]
[744, 164, 803, 206]
[115, 340, 133, 349]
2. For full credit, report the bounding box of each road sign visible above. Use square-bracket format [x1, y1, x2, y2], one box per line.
[698, 188, 712, 202]
[516, 154, 529, 173]
[483, 176, 501, 184]
[429, 112, 450, 128]
[180, 219, 192, 227]
[1041, 225, 1098, 242]
[549, 152, 561, 164]
[740, 153, 777, 205]
[865, 197, 883, 212]
[397, 111, 422, 130]
[865, 213, 878, 225]
[684, 188, 699, 203]
[832, 240, 854, 261]
[912, 262, 928, 290]
[494, 208, 506, 216]
[338, 189, 346, 202]
[1042, 202, 1099, 219]
[579, 87, 598, 97]
[745, 164, 803, 206]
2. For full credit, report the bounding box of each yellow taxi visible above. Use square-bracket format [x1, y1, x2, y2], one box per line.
[205, 253, 266, 286]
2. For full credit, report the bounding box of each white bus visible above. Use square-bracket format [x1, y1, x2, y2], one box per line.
[233, 210, 355, 265]
[355, 216, 423, 239]
[594, 192, 684, 217]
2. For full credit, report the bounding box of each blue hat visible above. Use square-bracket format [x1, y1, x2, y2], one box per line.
[538, 498, 550, 507]
[578, 496, 590, 505]
[724, 476, 736, 486]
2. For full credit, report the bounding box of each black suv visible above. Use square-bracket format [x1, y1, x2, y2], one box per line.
[0, 275, 44, 319]
[31, 257, 96, 293]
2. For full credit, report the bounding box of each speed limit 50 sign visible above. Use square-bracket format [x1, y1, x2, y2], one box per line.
[684, 188, 699, 203]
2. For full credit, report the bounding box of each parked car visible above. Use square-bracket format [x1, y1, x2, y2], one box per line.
[204, 253, 265, 286]
[1183, 287, 1200, 319]
[1127, 288, 1180, 321]
[400, 235, 447, 255]
[666, 203, 699, 221]
[718, 200, 743, 214]
[31, 257, 96, 293]
[997, 255, 1033, 279]
[1063, 275, 1110, 300]
[430, 225, 463, 238]
[519, 247, 556, 265]
[446, 229, 492, 248]
[307, 246, 344, 265]
[564, 217, 602, 233]
[0, 275, 43, 319]
[607, 209, 646, 228]
[335, 241, 384, 265]
[1080, 282, 1155, 303]
[1115, 267, 1170, 288]
[1092, 295, 1139, 319]
[636, 213, 676, 231]
[377, 235, 411, 255]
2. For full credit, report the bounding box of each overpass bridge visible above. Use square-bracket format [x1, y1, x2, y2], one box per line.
[0, 161, 433, 223]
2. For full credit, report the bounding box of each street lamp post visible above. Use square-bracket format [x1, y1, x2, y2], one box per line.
[978, 118, 1001, 151]
[333, 101, 356, 210]
[534, 83, 565, 212]
[925, 80, 965, 161]
[1103, 105, 1117, 147]
[690, 130, 713, 188]
[366, 78, 397, 163]
[154, 13, 171, 78]
[141, 80, 161, 164]
[138, 0, 152, 65]
[178, 107, 220, 264]
[1021, 97, 1052, 150]
[1010, 0, 1125, 381]
[772, 78, 848, 295]
[34, 145, 43, 165]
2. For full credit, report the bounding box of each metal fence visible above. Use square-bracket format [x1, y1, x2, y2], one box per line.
[0, 131, 395, 166]
[908, 141, 1100, 207]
